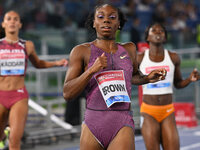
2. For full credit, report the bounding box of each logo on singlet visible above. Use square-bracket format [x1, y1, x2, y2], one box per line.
[166, 108, 173, 113]
[120, 55, 127, 59]
[17, 89, 24, 93]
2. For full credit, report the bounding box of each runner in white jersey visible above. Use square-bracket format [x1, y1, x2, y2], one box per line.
[140, 49, 174, 95]
[137, 23, 200, 150]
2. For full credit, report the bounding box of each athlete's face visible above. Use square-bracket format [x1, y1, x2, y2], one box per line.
[2, 11, 22, 34]
[93, 4, 120, 39]
[147, 24, 166, 44]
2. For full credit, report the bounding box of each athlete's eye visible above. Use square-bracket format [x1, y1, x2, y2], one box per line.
[151, 28, 156, 32]
[109, 15, 116, 19]
[97, 15, 104, 19]
[14, 17, 19, 22]
[6, 17, 11, 21]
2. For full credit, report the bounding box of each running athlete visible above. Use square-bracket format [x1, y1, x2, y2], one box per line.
[137, 23, 200, 150]
[63, 4, 166, 150]
[0, 10, 67, 150]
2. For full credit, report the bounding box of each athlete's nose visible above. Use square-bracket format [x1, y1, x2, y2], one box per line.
[103, 18, 111, 24]
[104, 20, 110, 23]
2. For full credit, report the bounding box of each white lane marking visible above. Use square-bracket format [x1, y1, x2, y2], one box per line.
[194, 131, 200, 136]
[181, 143, 200, 150]
[135, 136, 143, 141]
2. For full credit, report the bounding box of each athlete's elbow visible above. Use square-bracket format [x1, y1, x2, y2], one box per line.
[63, 86, 75, 100]
[63, 91, 73, 101]
[175, 85, 183, 89]
[34, 64, 44, 69]
[63, 93, 69, 101]
[174, 83, 184, 89]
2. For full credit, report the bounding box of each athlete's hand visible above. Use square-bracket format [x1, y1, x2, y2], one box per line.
[189, 68, 200, 82]
[91, 53, 107, 73]
[55, 58, 68, 67]
[147, 68, 167, 83]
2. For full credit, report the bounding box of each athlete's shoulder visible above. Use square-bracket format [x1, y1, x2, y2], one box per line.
[167, 49, 179, 58]
[119, 42, 136, 53]
[75, 42, 91, 49]
[119, 42, 136, 48]
[166, 49, 180, 65]
[24, 40, 35, 50]
[24, 40, 33, 45]
[69, 42, 91, 58]
[71, 42, 91, 52]
[118, 42, 137, 63]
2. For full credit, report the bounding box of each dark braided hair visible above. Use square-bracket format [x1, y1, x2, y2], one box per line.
[85, 3, 127, 34]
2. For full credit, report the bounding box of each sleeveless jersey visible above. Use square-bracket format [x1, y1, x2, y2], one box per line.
[0, 38, 28, 76]
[139, 49, 175, 95]
[85, 43, 133, 110]
[84, 43, 135, 148]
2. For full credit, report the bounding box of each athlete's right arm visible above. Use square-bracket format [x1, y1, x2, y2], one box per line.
[63, 44, 107, 100]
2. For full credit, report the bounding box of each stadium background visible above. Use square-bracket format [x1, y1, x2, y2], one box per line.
[0, 0, 200, 149]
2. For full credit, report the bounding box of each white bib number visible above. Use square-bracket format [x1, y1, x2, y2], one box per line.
[95, 70, 131, 108]
[0, 52, 25, 75]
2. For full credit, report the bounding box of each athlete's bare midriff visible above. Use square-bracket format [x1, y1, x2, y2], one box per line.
[0, 76, 25, 90]
[143, 94, 173, 105]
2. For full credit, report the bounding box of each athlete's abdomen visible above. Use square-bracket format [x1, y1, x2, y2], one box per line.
[0, 76, 25, 90]
[143, 94, 173, 105]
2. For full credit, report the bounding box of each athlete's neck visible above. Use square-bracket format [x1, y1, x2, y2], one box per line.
[5, 37, 19, 44]
[97, 37, 115, 41]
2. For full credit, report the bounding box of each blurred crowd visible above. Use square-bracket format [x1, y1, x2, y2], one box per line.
[0, 0, 200, 49]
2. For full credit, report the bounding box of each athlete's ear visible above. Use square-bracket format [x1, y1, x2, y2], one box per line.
[1, 22, 5, 29]
[93, 22, 95, 28]
[146, 37, 150, 43]
[164, 36, 167, 43]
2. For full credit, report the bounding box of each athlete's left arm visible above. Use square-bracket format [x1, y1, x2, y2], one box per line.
[171, 51, 200, 89]
[26, 41, 68, 68]
[123, 42, 166, 85]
